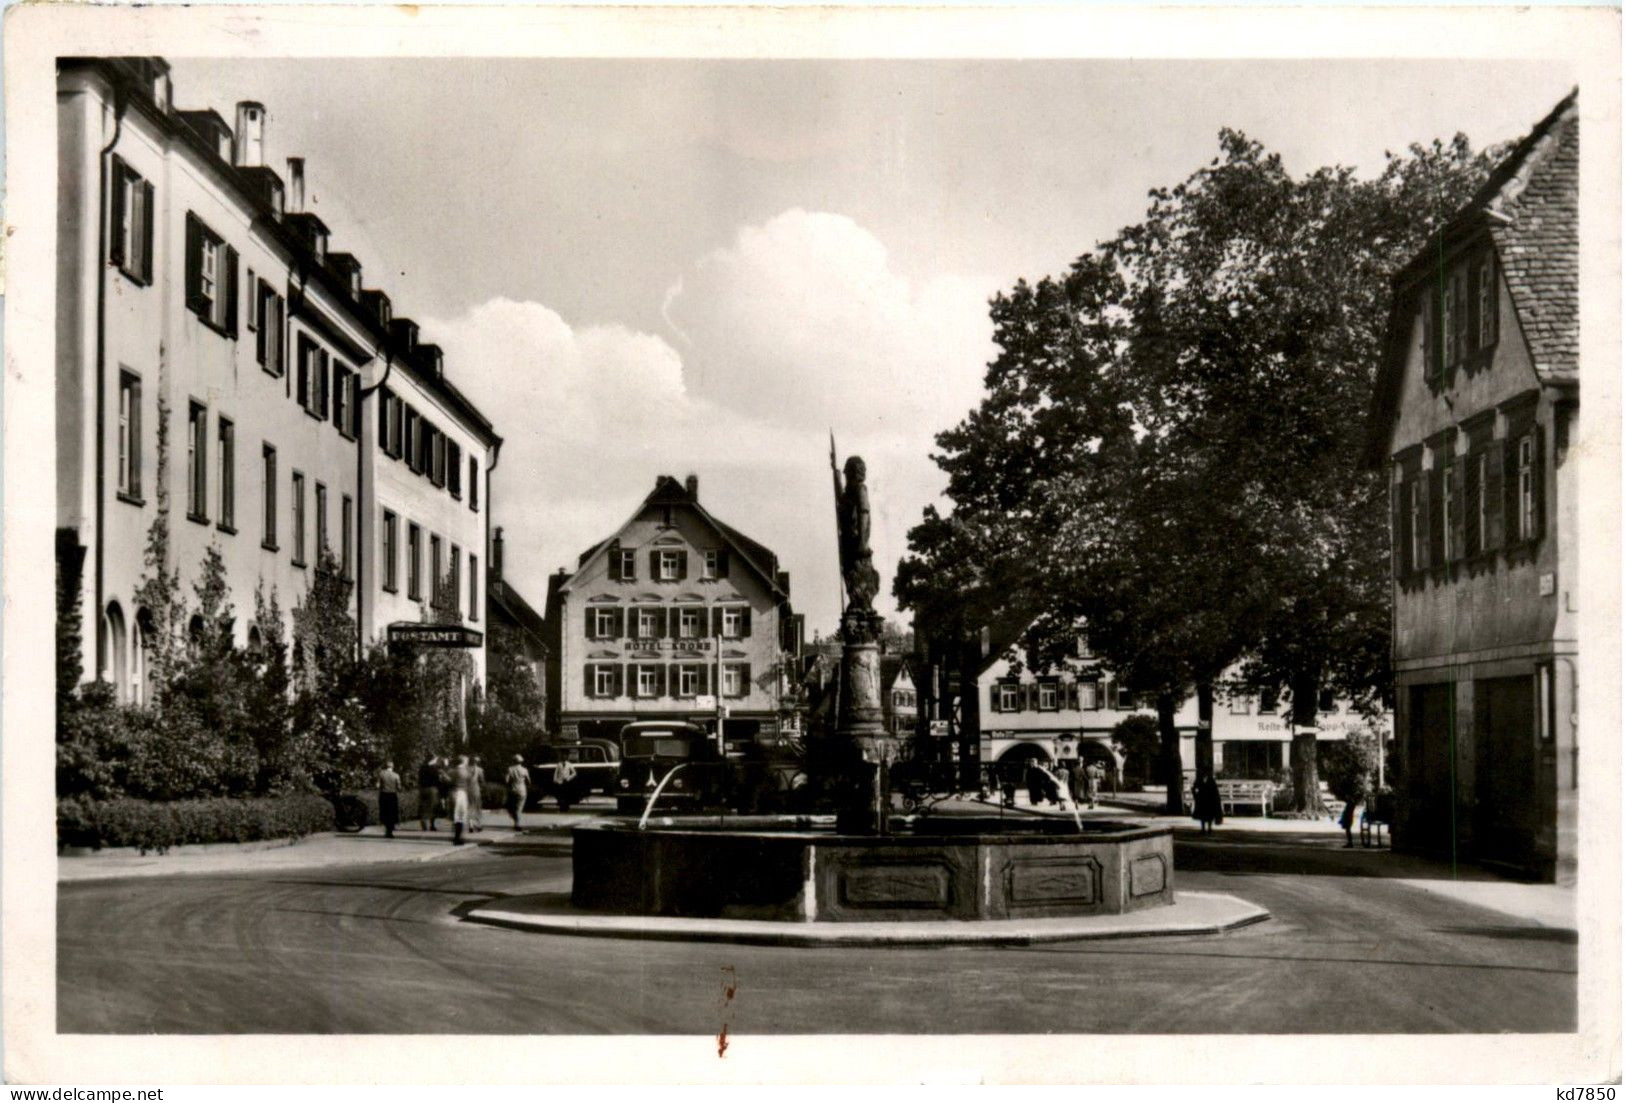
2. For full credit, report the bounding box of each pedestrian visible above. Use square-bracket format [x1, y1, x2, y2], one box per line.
[1340, 784, 1367, 849]
[377, 760, 402, 839]
[467, 755, 486, 833]
[1084, 761, 1101, 809]
[1192, 771, 1223, 834]
[1025, 761, 1046, 807]
[451, 754, 473, 845]
[417, 756, 441, 831]
[503, 754, 531, 830]
[553, 750, 579, 812]
[435, 756, 456, 828]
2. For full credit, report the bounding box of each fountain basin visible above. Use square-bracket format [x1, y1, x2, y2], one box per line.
[571, 815, 1174, 922]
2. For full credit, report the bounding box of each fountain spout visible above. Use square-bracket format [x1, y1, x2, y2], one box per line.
[1033, 764, 1084, 833]
[638, 763, 693, 831]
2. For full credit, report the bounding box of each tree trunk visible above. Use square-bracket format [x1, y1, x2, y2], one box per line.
[1157, 692, 1183, 815]
[1195, 681, 1215, 779]
[1286, 669, 1324, 814]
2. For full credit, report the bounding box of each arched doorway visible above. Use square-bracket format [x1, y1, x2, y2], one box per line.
[103, 602, 128, 702]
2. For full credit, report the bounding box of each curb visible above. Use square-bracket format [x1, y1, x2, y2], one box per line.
[56, 832, 489, 882]
[464, 890, 1271, 947]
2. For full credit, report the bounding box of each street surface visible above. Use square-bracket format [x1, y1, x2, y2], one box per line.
[58, 822, 1575, 1034]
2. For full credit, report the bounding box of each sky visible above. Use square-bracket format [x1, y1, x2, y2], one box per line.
[169, 57, 1574, 635]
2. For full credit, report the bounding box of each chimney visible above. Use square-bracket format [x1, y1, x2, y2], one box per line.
[492, 527, 505, 582]
[234, 101, 265, 167]
[684, 474, 699, 499]
[286, 157, 305, 214]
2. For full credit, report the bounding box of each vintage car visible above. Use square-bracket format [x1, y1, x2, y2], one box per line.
[529, 739, 621, 811]
[613, 721, 730, 815]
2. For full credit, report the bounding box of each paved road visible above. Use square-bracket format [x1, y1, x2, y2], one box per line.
[58, 833, 1575, 1034]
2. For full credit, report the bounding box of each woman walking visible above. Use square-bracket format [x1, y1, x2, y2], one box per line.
[504, 755, 531, 831]
[1192, 772, 1223, 834]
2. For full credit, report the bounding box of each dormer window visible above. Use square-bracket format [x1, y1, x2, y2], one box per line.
[1421, 245, 1498, 384]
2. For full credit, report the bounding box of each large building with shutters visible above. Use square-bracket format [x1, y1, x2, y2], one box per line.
[57, 57, 500, 704]
[1365, 91, 1578, 880]
[543, 474, 803, 745]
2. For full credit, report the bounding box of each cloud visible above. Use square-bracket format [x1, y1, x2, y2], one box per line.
[421, 210, 996, 631]
[664, 209, 993, 441]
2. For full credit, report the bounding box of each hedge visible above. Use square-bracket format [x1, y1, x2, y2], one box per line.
[58, 793, 335, 854]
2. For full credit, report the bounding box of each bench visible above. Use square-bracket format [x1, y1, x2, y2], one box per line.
[1216, 780, 1274, 817]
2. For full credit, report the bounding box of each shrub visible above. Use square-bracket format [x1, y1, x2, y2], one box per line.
[58, 794, 334, 853]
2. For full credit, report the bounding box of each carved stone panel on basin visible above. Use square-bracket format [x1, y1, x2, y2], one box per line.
[839, 862, 953, 909]
[1129, 853, 1168, 897]
[1003, 856, 1102, 909]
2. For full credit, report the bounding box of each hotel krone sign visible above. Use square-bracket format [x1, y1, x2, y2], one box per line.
[621, 637, 715, 652]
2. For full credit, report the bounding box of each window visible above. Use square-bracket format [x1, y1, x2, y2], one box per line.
[216, 417, 235, 531]
[1408, 479, 1424, 571]
[592, 607, 618, 639]
[449, 545, 462, 617]
[1422, 248, 1498, 384]
[1259, 687, 1279, 714]
[1078, 681, 1100, 710]
[333, 364, 355, 439]
[340, 495, 353, 580]
[636, 607, 660, 639]
[721, 606, 747, 639]
[722, 664, 746, 698]
[1465, 450, 1488, 556]
[430, 535, 443, 604]
[111, 158, 154, 284]
[1229, 694, 1251, 715]
[637, 666, 660, 698]
[676, 666, 700, 697]
[1441, 457, 1456, 562]
[407, 523, 422, 600]
[591, 665, 617, 698]
[261, 445, 277, 549]
[469, 457, 479, 511]
[184, 214, 237, 335]
[255, 281, 285, 375]
[1317, 687, 1337, 713]
[186, 402, 208, 522]
[677, 607, 702, 639]
[297, 336, 330, 417]
[315, 482, 328, 559]
[701, 550, 719, 580]
[291, 472, 307, 566]
[403, 407, 420, 473]
[116, 372, 142, 501]
[1038, 682, 1058, 711]
[430, 427, 446, 488]
[1114, 685, 1136, 710]
[997, 683, 1018, 712]
[381, 510, 399, 592]
[657, 549, 682, 581]
[448, 441, 462, 499]
[468, 555, 478, 622]
[617, 549, 637, 580]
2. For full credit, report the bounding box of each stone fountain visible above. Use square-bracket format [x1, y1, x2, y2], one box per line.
[570, 450, 1175, 924]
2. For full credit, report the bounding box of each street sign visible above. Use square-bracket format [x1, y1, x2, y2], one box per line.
[386, 622, 484, 649]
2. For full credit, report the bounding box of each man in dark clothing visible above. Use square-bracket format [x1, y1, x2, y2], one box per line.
[377, 761, 402, 838]
[417, 757, 441, 831]
[435, 758, 456, 828]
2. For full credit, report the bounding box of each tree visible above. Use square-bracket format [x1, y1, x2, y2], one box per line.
[467, 622, 546, 767]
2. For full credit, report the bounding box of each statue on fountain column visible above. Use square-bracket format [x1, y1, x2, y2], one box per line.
[832, 454, 881, 624]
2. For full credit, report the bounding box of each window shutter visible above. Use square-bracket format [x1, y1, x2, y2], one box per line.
[1413, 475, 1431, 571]
[989, 683, 1000, 712]
[1066, 683, 1079, 711]
[608, 541, 621, 581]
[740, 663, 751, 696]
[655, 665, 667, 698]
[184, 214, 204, 314]
[1483, 253, 1499, 347]
[711, 607, 722, 638]
[138, 180, 155, 281]
[1427, 466, 1444, 567]
[614, 665, 625, 698]
[1449, 460, 1467, 563]
[224, 246, 240, 335]
[668, 663, 680, 697]
[740, 607, 752, 638]
[717, 550, 730, 578]
[657, 607, 669, 638]
[677, 550, 688, 581]
[1391, 477, 1404, 578]
[584, 607, 596, 640]
[1484, 441, 1506, 550]
[109, 159, 129, 268]
[1531, 426, 1546, 541]
[246, 270, 258, 332]
[650, 550, 660, 580]
[612, 607, 625, 639]
[584, 664, 593, 698]
[1466, 263, 1481, 357]
[1503, 436, 1522, 545]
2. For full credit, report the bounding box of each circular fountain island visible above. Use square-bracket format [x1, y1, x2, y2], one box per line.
[473, 452, 1264, 944]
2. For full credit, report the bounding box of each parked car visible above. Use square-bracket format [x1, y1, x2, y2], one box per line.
[614, 721, 728, 815]
[531, 739, 620, 811]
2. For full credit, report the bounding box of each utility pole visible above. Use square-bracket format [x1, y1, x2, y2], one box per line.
[715, 627, 725, 754]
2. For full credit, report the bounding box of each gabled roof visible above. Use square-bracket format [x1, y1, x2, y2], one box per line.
[1365, 90, 1579, 466]
[488, 577, 547, 643]
[559, 475, 789, 599]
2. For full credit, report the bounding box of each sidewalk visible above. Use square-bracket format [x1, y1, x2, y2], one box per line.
[56, 803, 614, 883]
